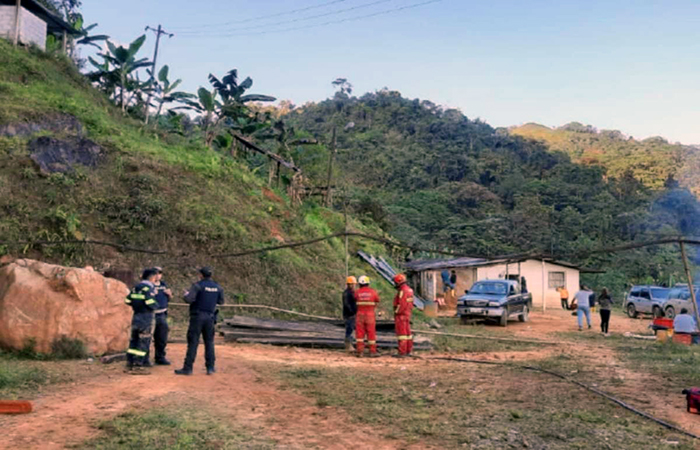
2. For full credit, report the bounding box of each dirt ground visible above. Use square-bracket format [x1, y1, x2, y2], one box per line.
[0, 309, 696, 449]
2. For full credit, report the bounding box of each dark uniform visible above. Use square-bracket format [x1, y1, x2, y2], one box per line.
[343, 287, 357, 342]
[125, 280, 158, 368]
[178, 271, 224, 374]
[153, 280, 170, 364]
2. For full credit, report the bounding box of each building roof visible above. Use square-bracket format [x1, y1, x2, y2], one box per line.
[1, 0, 82, 35]
[404, 256, 600, 273]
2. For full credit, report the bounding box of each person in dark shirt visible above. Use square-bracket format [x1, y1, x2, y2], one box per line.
[175, 267, 224, 376]
[343, 276, 358, 352]
[152, 266, 172, 365]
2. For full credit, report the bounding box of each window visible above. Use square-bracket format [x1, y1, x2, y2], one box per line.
[548, 271, 565, 289]
[640, 289, 651, 300]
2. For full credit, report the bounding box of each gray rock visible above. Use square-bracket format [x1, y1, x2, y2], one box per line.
[0, 114, 83, 138]
[29, 136, 103, 174]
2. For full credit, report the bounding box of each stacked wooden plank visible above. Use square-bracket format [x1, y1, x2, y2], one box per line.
[221, 316, 432, 350]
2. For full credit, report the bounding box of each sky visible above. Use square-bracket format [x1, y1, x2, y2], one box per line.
[82, 0, 700, 144]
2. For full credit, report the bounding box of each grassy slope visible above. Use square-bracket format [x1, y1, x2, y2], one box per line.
[0, 40, 396, 316]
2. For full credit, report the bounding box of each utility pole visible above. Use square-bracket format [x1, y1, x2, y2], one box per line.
[143, 25, 173, 124]
[13, 0, 21, 46]
[679, 241, 700, 327]
[324, 125, 337, 207]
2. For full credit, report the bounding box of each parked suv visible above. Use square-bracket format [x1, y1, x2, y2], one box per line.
[663, 286, 700, 319]
[624, 285, 671, 318]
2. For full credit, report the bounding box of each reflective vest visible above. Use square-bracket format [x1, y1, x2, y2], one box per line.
[125, 281, 158, 314]
[355, 286, 380, 313]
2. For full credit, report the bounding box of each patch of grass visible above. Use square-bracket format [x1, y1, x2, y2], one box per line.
[50, 336, 88, 360]
[424, 319, 539, 353]
[81, 406, 275, 450]
[261, 360, 693, 449]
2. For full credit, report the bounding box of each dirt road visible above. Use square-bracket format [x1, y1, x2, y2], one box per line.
[1, 310, 696, 449]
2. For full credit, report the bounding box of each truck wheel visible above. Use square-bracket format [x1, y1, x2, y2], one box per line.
[460, 315, 470, 325]
[499, 311, 508, 327]
[665, 306, 676, 319]
[519, 306, 529, 323]
[652, 306, 663, 318]
[626, 303, 637, 318]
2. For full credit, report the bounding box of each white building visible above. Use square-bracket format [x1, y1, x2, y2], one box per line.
[405, 257, 594, 311]
[0, 0, 78, 51]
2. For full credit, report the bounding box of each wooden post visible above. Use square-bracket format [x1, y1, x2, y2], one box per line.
[541, 259, 546, 312]
[61, 30, 67, 54]
[344, 198, 349, 277]
[13, 0, 21, 46]
[276, 161, 281, 187]
[324, 126, 337, 207]
[679, 241, 700, 327]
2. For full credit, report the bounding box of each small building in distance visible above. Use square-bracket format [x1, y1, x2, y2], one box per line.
[0, 0, 78, 51]
[405, 257, 593, 311]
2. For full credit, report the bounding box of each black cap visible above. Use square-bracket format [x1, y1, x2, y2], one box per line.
[153, 266, 163, 274]
[199, 266, 213, 278]
[142, 268, 157, 280]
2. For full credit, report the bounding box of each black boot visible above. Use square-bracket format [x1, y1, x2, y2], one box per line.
[206, 367, 216, 375]
[155, 358, 171, 366]
[174, 368, 192, 376]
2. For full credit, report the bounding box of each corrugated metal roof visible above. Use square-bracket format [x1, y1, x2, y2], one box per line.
[404, 256, 589, 272]
[1, 0, 82, 35]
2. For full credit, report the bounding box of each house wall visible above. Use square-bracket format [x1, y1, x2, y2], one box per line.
[0, 6, 47, 50]
[416, 268, 477, 301]
[476, 260, 579, 310]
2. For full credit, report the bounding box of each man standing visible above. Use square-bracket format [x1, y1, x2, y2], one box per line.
[573, 285, 593, 331]
[175, 267, 224, 376]
[674, 308, 699, 334]
[355, 275, 380, 358]
[557, 286, 569, 310]
[125, 268, 159, 374]
[343, 276, 357, 352]
[152, 267, 172, 365]
[393, 274, 414, 357]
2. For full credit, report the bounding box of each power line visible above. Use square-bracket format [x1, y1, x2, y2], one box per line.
[176, 0, 394, 35]
[170, 0, 350, 31]
[180, 0, 444, 38]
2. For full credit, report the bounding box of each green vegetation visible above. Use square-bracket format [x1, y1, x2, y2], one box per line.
[264, 361, 692, 449]
[81, 406, 275, 449]
[286, 91, 700, 297]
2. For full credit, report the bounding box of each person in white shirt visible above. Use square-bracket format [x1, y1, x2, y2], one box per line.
[573, 285, 594, 331]
[673, 309, 699, 334]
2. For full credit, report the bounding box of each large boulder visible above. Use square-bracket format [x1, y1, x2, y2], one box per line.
[0, 259, 131, 355]
[29, 136, 103, 174]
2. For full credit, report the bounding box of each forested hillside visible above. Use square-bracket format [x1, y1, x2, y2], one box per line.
[511, 122, 700, 194]
[286, 90, 700, 292]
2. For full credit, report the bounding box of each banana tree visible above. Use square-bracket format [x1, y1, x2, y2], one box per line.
[208, 69, 276, 122]
[176, 88, 224, 147]
[152, 65, 194, 120]
[87, 35, 151, 112]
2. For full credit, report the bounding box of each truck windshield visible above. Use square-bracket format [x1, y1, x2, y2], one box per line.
[470, 282, 507, 295]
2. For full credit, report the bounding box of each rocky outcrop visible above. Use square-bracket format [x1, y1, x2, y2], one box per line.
[0, 113, 83, 138]
[29, 136, 103, 174]
[0, 259, 131, 355]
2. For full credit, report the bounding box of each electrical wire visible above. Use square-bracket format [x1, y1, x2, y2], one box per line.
[179, 0, 444, 38]
[170, 0, 350, 31]
[176, 0, 394, 35]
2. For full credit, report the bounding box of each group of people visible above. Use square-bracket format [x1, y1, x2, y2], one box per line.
[125, 266, 224, 375]
[342, 273, 415, 358]
[558, 285, 614, 334]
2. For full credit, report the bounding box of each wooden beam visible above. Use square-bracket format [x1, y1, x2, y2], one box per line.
[232, 134, 301, 172]
[13, 0, 21, 46]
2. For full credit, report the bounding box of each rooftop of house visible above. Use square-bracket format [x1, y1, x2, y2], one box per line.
[1, 0, 81, 35]
[403, 256, 594, 272]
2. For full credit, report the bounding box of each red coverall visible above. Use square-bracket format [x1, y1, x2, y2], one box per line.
[394, 283, 414, 355]
[355, 286, 380, 354]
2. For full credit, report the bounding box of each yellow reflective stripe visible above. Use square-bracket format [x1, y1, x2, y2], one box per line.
[145, 299, 157, 305]
[399, 291, 404, 299]
[367, 340, 376, 344]
[127, 348, 147, 356]
[397, 335, 413, 340]
[356, 302, 376, 306]
[125, 299, 132, 304]
[142, 287, 150, 292]
[406, 297, 413, 302]
[130, 294, 146, 300]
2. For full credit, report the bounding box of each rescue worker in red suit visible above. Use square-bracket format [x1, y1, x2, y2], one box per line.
[355, 275, 380, 357]
[393, 274, 414, 357]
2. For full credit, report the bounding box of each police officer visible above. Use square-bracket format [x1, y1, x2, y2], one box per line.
[125, 268, 159, 374]
[152, 267, 172, 365]
[175, 267, 224, 376]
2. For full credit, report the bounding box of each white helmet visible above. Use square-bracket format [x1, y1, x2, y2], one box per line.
[358, 275, 370, 286]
